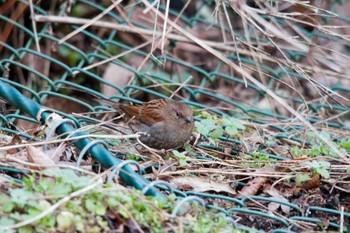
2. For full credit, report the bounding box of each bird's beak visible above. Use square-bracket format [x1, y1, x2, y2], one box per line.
[185, 116, 193, 124]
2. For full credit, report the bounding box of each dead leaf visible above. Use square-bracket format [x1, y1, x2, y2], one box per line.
[26, 146, 56, 170]
[236, 176, 268, 199]
[170, 176, 236, 196]
[0, 175, 11, 184]
[301, 174, 321, 191]
[4, 134, 23, 155]
[265, 187, 291, 215]
[44, 144, 67, 162]
[268, 201, 280, 212]
[101, 63, 133, 96]
[237, 167, 277, 198]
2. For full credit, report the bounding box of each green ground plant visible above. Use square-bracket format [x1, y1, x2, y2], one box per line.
[0, 169, 235, 233]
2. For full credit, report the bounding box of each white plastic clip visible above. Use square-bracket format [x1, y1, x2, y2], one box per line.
[44, 112, 63, 135]
[36, 108, 53, 122]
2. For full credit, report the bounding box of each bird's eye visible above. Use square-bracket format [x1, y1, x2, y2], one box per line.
[175, 111, 181, 118]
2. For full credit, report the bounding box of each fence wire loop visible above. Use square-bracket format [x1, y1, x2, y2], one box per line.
[1, 1, 350, 231]
[171, 196, 206, 221]
[36, 108, 53, 122]
[76, 140, 108, 167]
[44, 118, 77, 152]
[107, 160, 143, 184]
[142, 180, 174, 195]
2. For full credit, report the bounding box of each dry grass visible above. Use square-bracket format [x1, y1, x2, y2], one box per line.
[1, 0, 350, 231]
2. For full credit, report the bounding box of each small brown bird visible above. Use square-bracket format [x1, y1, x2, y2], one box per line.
[98, 98, 194, 149]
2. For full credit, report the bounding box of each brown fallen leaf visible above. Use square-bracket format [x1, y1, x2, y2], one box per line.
[235, 176, 268, 199]
[44, 144, 68, 162]
[169, 176, 236, 196]
[26, 146, 56, 171]
[265, 187, 291, 215]
[101, 62, 133, 96]
[301, 174, 321, 191]
[235, 167, 274, 199]
[3, 134, 23, 155]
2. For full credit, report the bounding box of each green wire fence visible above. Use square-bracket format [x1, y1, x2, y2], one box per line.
[1, 0, 350, 232]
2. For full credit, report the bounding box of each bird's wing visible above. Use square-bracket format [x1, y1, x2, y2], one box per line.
[94, 98, 119, 108]
[95, 98, 140, 119]
[138, 99, 167, 125]
[119, 104, 142, 119]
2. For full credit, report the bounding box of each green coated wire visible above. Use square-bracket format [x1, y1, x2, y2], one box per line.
[0, 80, 165, 199]
[1, 1, 350, 231]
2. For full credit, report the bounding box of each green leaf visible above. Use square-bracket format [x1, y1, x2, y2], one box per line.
[94, 201, 106, 215]
[222, 117, 246, 138]
[27, 200, 51, 215]
[225, 125, 238, 137]
[0, 194, 9, 204]
[291, 146, 301, 157]
[303, 161, 331, 178]
[305, 131, 316, 141]
[194, 119, 217, 135]
[107, 197, 118, 207]
[316, 168, 330, 179]
[10, 189, 32, 207]
[266, 138, 276, 147]
[184, 144, 192, 152]
[243, 155, 252, 160]
[85, 199, 94, 211]
[57, 211, 75, 232]
[74, 215, 85, 232]
[210, 127, 223, 140]
[118, 209, 129, 219]
[208, 137, 216, 145]
[0, 217, 15, 229]
[46, 181, 72, 196]
[27, 207, 42, 217]
[18, 225, 35, 233]
[328, 146, 340, 157]
[306, 131, 331, 145]
[178, 157, 188, 167]
[3, 201, 15, 213]
[172, 150, 188, 167]
[172, 150, 183, 158]
[38, 214, 55, 228]
[22, 176, 35, 189]
[43, 169, 90, 190]
[308, 146, 321, 157]
[317, 131, 331, 143]
[39, 180, 50, 192]
[318, 161, 331, 168]
[295, 173, 310, 186]
[347, 167, 350, 174]
[340, 140, 350, 150]
[223, 117, 246, 130]
[222, 117, 233, 126]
